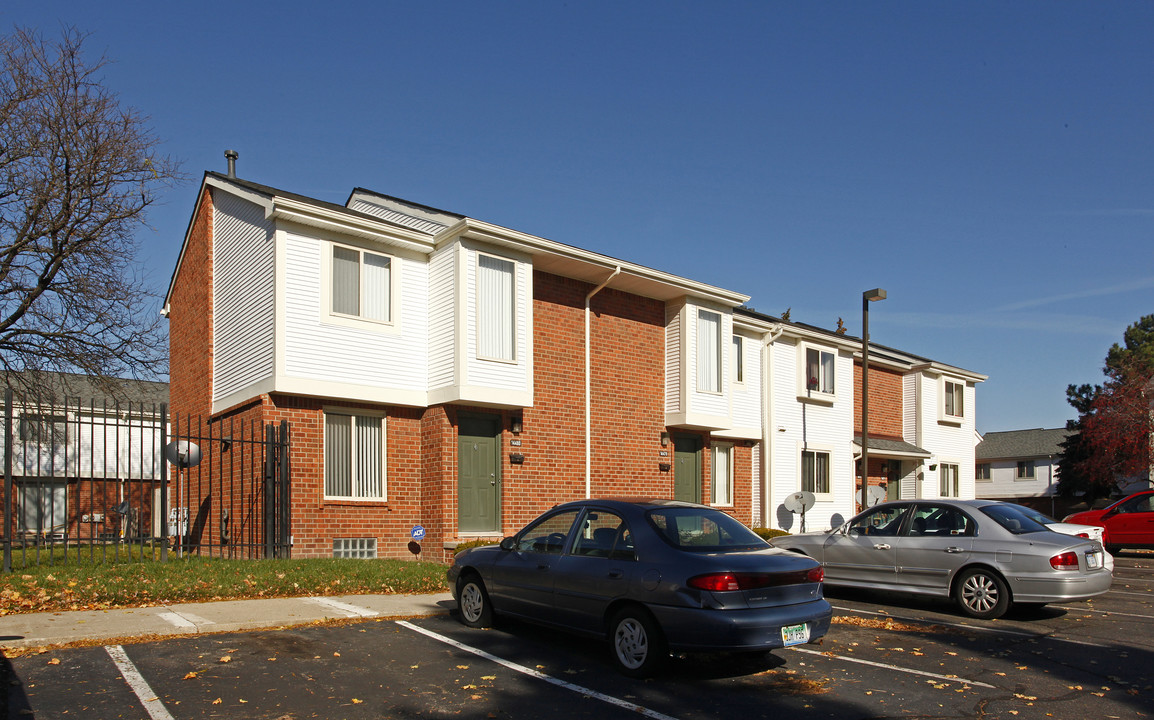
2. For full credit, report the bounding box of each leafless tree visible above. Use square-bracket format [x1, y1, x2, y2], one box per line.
[0, 26, 182, 391]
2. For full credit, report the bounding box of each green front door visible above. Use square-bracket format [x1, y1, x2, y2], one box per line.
[458, 414, 501, 533]
[673, 436, 701, 503]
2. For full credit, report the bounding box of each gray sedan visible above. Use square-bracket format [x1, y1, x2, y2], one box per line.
[770, 499, 1112, 619]
[448, 498, 832, 676]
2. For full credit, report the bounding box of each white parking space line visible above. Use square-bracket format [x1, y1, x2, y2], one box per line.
[397, 621, 681, 720]
[304, 597, 379, 618]
[105, 645, 175, 720]
[156, 610, 214, 629]
[1080, 607, 1154, 621]
[830, 605, 1105, 647]
[787, 646, 995, 688]
[1106, 590, 1154, 598]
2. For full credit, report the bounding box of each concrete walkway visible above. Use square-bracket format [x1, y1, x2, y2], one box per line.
[0, 592, 455, 650]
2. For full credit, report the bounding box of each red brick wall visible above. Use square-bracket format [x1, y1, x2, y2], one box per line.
[168, 188, 214, 420]
[853, 362, 903, 439]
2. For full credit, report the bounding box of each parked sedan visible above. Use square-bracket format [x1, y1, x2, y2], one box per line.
[1064, 490, 1154, 553]
[770, 499, 1112, 619]
[447, 498, 832, 676]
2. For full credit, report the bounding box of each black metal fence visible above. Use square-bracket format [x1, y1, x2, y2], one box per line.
[1, 388, 290, 569]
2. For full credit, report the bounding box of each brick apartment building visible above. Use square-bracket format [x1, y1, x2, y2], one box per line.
[164, 167, 984, 561]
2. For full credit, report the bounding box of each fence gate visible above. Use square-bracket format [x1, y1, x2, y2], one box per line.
[2, 388, 292, 570]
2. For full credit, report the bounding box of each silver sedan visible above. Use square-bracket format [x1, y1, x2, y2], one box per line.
[769, 499, 1112, 618]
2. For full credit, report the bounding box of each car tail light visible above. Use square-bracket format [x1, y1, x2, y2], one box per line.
[688, 568, 823, 592]
[1050, 551, 1079, 570]
[1075, 532, 1089, 539]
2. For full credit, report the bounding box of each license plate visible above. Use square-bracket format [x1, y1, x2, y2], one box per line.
[1087, 551, 1102, 569]
[781, 623, 810, 647]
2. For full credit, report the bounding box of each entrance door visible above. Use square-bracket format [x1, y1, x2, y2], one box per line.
[458, 414, 501, 533]
[673, 436, 701, 503]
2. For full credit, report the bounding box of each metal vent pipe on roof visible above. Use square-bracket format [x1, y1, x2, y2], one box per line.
[225, 149, 238, 178]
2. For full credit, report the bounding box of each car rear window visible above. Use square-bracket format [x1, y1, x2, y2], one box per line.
[647, 507, 768, 552]
[979, 504, 1050, 534]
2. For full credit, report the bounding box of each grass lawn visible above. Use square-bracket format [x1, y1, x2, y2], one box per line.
[0, 554, 449, 615]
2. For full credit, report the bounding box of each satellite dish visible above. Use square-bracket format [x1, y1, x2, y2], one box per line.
[783, 491, 816, 532]
[784, 491, 815, 514]
[165, 440, 202, 469]
[863, 485, 887, 507]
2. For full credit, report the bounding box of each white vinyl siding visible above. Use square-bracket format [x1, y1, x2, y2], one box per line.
[325, 412, 385, 501]
[665, 304, 683, 414]
[476, 254, 515, 362]
[213, 192, 275, 402]
[427, 244, 457, 390]
[697, 309, 722, 393]
[283, 234, 428, 393]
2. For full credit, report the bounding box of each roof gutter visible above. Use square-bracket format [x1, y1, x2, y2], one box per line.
[586, 266, 621, 498]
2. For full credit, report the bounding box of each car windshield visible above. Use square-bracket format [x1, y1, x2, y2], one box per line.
[979, 504, 1051, 534]
[646, 507, 768, 552]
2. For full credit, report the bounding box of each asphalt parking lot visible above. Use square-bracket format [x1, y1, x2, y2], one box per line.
[3, 552, 1151, 719]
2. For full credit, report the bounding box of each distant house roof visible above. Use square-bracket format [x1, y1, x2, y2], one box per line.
[976, 428, 1070, 461]
[3, 371, 168, 406]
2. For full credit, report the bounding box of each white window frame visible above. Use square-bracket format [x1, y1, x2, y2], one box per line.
[696, 308, 723, 394]
[324, 410, 387, 502]
[476, 252, 517, 363]
[732, 335, 745, 385]
[324, 242, 398, 330]
[711, 442, 734, 506]
[797, 342, 837, 403]
[799, 445, 834, 500]
[1016, 460, 1035, 480]
[939, 462, 960, 497]
[940, 378, 965, 423]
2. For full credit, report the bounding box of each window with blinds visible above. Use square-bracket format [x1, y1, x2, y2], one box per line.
[476, 254, 515, 361]
[324, 412, 385, 500]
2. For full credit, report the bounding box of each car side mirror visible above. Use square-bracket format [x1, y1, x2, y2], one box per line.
[499, 537, 516, 551]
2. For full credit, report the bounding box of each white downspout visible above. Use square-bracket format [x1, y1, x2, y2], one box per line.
[761, 323, 785, 527]
[586, 267, 621, 498]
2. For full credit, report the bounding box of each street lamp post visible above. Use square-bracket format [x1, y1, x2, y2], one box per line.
[860, 288, 887, 511]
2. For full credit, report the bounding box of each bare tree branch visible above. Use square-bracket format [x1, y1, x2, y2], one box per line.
[0, 25, 184, 388]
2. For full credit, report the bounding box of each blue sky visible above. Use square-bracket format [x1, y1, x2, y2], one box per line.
[6, 1, 1152, 433]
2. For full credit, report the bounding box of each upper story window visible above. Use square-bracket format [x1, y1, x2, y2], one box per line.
[332, 245, 391, 323]
[797, 343, 836, 402]
[942, 379, 964, 421]
[697, 309, 722, 393]
[477, 254, 516, 362]
[732, 335, 744, 384]
[976, 463, 991, 481]
[1016, 461, 1035, 479]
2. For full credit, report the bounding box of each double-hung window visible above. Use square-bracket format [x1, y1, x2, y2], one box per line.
[1016, 461, 1035, 479]
[801, 345, 836, 399]
[940, 463, 960, 497]
[802, 449, 831, 495]
[332, 245, 391, 323]
[697, 309, 722, 393]
[712, 443, 733, 506]
[477, 254, 516, 362]
[943, 380, 964, 420]
[325, 412, 385, 501]
[976, 463, 991, 481]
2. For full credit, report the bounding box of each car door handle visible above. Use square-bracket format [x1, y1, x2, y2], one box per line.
[873, 543, 891, 550]
[607, 570, 623, 579]
[536, 563, 549, 570]
[945, 547, 964, 553]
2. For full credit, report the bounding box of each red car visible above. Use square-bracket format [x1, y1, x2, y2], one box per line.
[1064, 490, 1154, 553]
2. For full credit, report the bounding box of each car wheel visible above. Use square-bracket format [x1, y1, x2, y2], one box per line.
[456, 574, 494, 628]
[954, 567, 1010, 619]
[609, 606, 667, 678]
